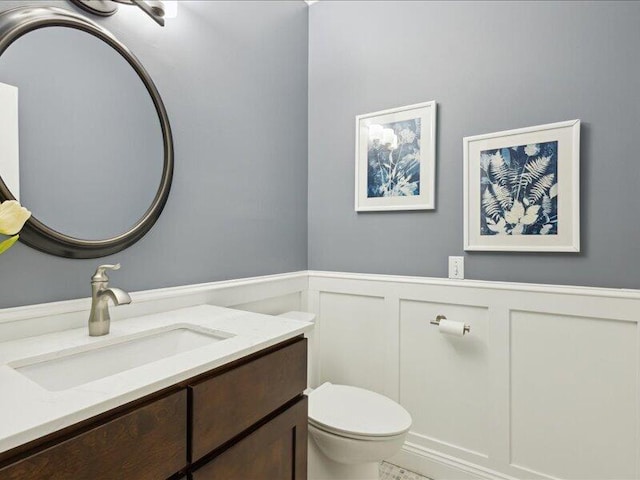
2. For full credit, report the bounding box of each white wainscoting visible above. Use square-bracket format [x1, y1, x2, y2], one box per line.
[0, 271, 308, 343]
[2, 269, 638, 479]
[307, 271, 640, 480]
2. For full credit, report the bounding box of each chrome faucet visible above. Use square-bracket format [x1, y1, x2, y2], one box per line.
[88, 264, 132, 336]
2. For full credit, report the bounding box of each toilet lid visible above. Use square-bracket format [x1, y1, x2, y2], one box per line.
[308, 383, 412, 438]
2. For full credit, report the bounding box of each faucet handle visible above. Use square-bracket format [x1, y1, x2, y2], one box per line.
[91, 263, 121, 283]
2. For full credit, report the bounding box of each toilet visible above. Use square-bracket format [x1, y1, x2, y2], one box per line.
[278, 311, 412, 480]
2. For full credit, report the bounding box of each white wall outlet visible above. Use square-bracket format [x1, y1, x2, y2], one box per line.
[448, 256, 464, 279]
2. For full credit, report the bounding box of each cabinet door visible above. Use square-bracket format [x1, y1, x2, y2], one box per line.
[192, 397, 307, 480]
[190, 338, 307, 461]
[0, 390, 187, 480]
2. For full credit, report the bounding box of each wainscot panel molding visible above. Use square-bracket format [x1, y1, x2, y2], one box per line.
[3, 269, 639, 480]
[307, 271, 640, 480]
[0, 272, 308, 343]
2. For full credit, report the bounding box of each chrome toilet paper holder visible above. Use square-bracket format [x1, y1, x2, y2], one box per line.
[430, 314, 471, 334]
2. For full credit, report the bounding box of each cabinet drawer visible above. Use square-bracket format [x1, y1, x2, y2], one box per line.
[0, 390, 187, 480]
[190, 338, 307, 461]
[192, 396, 307, 480]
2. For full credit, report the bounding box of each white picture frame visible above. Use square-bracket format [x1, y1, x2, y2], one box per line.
[355, 101, 436, 211]
[463, 119, 580, 252]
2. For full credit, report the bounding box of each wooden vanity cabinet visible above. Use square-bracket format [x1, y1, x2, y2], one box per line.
[190, 336, 307, 461]
[192, 397, 307, 480]
[0, 337, 307, 480]
[0, 391, 187, 480]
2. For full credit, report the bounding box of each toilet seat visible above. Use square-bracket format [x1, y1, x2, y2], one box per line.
[308, 383, 412, 441]
[308, 420, 407, 442]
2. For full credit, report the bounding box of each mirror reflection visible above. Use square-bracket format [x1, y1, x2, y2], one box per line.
[0, 82, 19, 200]
[0, 26, 163, 240]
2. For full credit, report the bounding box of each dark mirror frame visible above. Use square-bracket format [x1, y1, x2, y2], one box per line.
[0, 6, 174, 258]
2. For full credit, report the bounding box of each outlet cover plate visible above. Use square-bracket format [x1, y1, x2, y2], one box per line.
[448, 256, 464, 279]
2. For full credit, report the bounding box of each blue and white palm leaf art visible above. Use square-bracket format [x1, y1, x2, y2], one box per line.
[367, 119, 421, 198]
[480, 141, 558, 236]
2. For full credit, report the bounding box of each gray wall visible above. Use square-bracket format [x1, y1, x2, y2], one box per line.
[3, 1, 638, 309]
[0, 0, 308, 308]
[308, 1, 640, 289]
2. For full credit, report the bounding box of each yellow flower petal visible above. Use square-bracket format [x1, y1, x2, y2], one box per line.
[0, 235, 19, 255]
[0, 200, 31, 236]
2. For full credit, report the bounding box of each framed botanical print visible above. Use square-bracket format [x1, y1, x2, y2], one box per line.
[355, 101, 436, 211]
[463, 119, 580, 252]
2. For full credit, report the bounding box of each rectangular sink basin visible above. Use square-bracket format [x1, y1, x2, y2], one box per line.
[10, 324, 234, 392]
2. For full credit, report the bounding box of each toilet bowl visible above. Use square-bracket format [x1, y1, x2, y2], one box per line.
[277, 312, 412, 480]
[307, 382, 412, 480]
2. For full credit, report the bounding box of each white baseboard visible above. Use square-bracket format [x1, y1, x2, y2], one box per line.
[390, 442, 519, 480]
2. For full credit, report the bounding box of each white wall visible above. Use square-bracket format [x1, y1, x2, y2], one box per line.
[308, 271, 640, 480]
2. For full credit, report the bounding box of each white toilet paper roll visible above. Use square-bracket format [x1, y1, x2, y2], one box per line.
[438, 319, 466, 337]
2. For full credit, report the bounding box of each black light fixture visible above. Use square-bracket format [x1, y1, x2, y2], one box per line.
[69, 0, 175, 26]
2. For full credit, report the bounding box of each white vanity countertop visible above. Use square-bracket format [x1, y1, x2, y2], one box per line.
[0, 304, 313, 455]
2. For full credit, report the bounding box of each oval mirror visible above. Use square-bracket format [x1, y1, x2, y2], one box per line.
[0, 6, 173, 258]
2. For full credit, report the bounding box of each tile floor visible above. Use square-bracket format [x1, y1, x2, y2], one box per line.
[379, 461, 432, 480]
